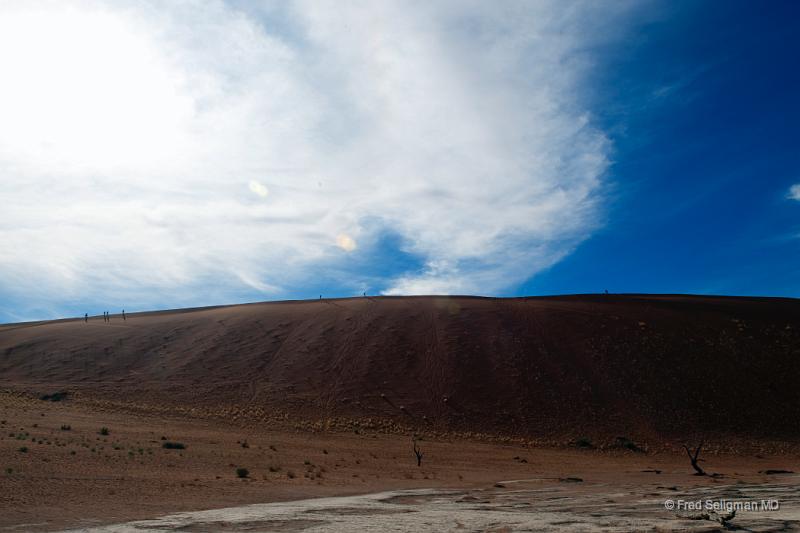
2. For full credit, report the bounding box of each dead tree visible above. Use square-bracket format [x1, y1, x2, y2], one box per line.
[413, 439, 423, 467]
[683, 442, 706, 476]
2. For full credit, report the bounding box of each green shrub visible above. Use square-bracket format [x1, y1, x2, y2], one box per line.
[162, 441, 186, 450]
[99, 427, 109, 436]
[236, 467, 249, 478]
[18, 446, 28, 453]
[61, 425, 71, 431]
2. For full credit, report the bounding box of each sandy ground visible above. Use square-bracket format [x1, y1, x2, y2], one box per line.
[2, 391, 799, 532]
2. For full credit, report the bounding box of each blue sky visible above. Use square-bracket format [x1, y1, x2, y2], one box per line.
[0, 1, 799, 323]
[524, 0, 800, 297]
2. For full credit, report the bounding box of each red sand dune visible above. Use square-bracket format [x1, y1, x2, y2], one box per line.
[1, 295, 799, 443]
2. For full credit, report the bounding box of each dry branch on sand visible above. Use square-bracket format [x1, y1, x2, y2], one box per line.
[682, 442, 706, 476]
[413, 439, 423, 467]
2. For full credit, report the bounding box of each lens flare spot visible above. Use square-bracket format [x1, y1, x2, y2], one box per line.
[336, 234, 357, 252]
[248, 180, 269, 198]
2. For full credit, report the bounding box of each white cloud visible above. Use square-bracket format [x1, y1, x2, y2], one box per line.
[0, 0, 633, 314]
[789, 184, 800, 201]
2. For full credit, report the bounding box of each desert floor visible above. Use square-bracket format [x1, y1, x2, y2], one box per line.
[1, 391, 799, 532]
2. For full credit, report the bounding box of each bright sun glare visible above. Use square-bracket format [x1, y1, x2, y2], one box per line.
[0, 5, 192, 175]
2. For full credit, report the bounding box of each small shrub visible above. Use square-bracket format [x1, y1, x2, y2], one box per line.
[18, 446, 28, 453]
[5, 467, 11, 474]
[99, 427, 109, 436]
[236, 467, 249, 478]
[269, 445, 277, 451]
[40, 391, 68, 402]
[60, 425, 71, 431]
[574, 437, 593, 449]
[241, 441, 249, 449]
[615, 436, 643, 452]
[286, 470, 296, 479]
[162, 441, 186, 450]
[268, 465, 280, 472]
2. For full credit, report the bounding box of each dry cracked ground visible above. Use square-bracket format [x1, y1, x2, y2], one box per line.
[60, 480, 800, 532]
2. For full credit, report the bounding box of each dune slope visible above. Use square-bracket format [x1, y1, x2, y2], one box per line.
[1, 295, 799, 441]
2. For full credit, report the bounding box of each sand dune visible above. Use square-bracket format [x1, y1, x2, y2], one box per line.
[3, 294, 800, 531]
[2, 294, 799, 445]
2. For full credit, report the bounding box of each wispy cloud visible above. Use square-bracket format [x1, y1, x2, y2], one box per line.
[788, 184, 800, 201]
[0, 0, 634, 318]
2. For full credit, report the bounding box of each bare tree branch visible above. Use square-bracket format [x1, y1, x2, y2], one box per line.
[413, 439, 423, 467]
[682, 442, 706, 476]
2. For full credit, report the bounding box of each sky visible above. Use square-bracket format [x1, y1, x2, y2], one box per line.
[0, 0, 798, 323]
